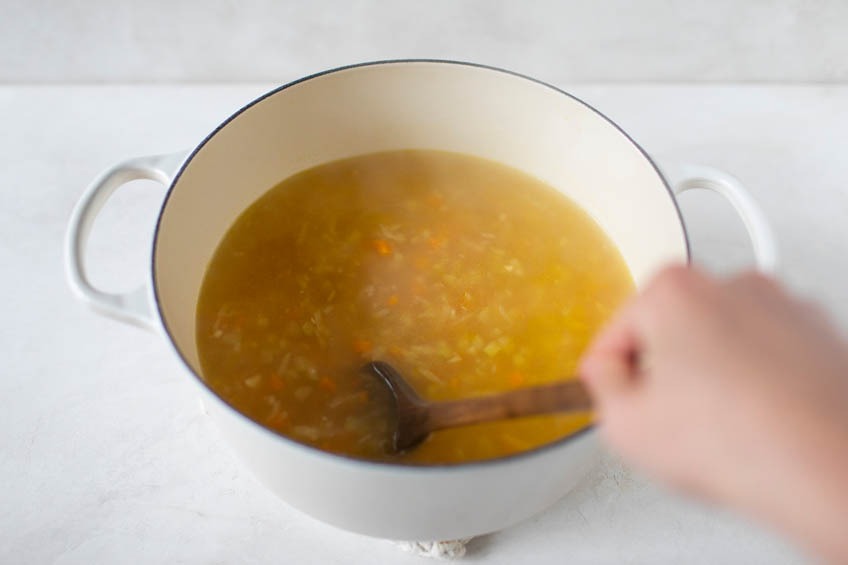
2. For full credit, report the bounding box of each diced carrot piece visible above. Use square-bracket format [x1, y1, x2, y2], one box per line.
[386, 295, 399, 306]
[353, 338, 372, 354]
[318, 376, 337, 393]
[373, 239, 392, 255]
[509, 372, 525, 387]
[428, 235, 445, 250]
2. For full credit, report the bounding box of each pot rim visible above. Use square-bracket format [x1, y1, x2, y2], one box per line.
[151, 58, 690, 472]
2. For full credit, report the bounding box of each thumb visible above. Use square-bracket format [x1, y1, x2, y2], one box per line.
[579, 351, 636, 401]
[579, 304, 641, 401]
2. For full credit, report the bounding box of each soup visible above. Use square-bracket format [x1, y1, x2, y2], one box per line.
[196, 150, 634, 464]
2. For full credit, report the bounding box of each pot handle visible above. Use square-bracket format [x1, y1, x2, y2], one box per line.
[64, 151, 187, 330]
[659, 162, 778, 273]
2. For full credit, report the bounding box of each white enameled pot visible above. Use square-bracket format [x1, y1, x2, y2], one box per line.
[65, 60, 777, 541]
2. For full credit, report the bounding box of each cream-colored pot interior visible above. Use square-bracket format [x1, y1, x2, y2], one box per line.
[152, 61, 688, 540]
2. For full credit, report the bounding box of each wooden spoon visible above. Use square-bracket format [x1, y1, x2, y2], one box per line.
[364, 361, 593, 453]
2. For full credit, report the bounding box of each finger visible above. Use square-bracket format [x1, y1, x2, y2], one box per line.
[641, 264, 714, 311]
[580, 304, 640, 398]
[725, 271, 784, 303]
[581, 263, 707, 397]
[635, 264, 718, 339]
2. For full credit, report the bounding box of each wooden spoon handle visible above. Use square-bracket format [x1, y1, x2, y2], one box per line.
[428, 379, 592, 431]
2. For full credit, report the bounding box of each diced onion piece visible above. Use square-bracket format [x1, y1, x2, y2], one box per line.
[483, 341, 501, 357]
[293, 425, 321, 441]
[295, 386, 312, 401]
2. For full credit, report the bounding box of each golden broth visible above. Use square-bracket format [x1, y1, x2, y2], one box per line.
[196, 150, 634, 464]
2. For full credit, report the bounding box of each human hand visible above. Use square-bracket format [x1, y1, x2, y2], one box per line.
[580, 265, 848, 562]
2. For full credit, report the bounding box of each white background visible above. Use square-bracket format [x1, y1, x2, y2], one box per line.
[3, 0, 848, 84]
[2, 2, 846, 563]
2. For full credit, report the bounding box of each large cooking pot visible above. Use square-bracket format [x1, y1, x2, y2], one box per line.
[65, 60, 776, 541]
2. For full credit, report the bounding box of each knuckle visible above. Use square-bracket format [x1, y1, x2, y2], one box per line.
[639, 266, 715, 330]
[734, 271, 776, 290]
[650, 265, 703, 301]
[798, 298, 829, 324]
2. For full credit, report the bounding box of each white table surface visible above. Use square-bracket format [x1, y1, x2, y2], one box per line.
[2, 82, 846, 564]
